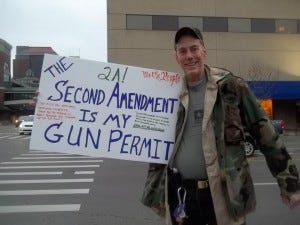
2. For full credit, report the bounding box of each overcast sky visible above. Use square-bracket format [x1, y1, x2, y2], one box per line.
[1, 0, 107, 62]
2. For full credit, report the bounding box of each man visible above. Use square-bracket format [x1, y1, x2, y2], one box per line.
[141, 27, 300, 225]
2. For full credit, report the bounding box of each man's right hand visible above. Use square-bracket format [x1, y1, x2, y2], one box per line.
[282, 191, 300, 209]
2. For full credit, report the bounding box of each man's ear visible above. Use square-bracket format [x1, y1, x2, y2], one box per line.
[175, 51, 180, 64]
[203, 47, 208, 57]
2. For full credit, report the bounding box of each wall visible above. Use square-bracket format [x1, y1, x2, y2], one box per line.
[108, 0, 300, 80]
[107, 0, 300, 131]
[0, 39, 12, 105]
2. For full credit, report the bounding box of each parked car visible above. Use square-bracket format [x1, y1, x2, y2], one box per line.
[244, 119, 285, 157]
[272, 120, 285, 134]
[19, 115, 34, 135]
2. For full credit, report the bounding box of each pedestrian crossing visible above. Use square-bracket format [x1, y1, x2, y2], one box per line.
[0, 132, 31, 140]
[0, 150, 102, 214]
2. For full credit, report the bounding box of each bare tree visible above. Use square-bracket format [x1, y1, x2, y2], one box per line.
[246, 62, 279, 99]
[246, 62, 278, 81]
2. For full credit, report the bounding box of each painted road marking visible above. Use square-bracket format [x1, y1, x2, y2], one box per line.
[0, 189, 89, 195]
[20, 136, 31, 140]
[0, 165, 100, 169]
[74, 171, 95, 175]
[0, 135, 13, 139]
[22, 153, 70, 156]
[254, 182, 277, 186]
[1, 160, 103, 164]
[0, 204, 81, 213]
[13, 156, 99, 159]
[0, 171, 63, 176]
[0, 178, 93, 184]
[7, 136, 23, 139]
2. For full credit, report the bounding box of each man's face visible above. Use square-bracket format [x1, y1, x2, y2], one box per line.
[175, 36, 207, 81]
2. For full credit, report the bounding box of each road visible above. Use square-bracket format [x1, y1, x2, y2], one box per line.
[0, 125, 299, 225]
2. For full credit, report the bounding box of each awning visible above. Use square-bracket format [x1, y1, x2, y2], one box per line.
[247, 81, 300, 99]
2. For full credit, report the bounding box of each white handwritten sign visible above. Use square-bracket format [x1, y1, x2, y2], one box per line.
[30, 54, 183, 164]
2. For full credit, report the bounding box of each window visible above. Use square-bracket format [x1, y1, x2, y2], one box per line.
[152, 15, 178, 30]
[179, 17, 203, 31]
[296, 101, 300, 124]
[251, 19, 275, 33]
[126, 15, 152, 30]
[275, 19, 297, 33]
[259, 99, 273, 119]
[228, 18, 251, 32]
[125, 14, 300, 35]
[203, 17, 228, 32]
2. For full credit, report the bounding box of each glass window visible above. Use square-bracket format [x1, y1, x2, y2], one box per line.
[251, 19, 275, 33]
[203, 17, 228, 32]
[297, 103, 300, 125]
[228, 18, 251, 32]
[179, 17, 203, 31]
[126, 15, 152, 30]
[152, 15, 178, 31]
[275, 19, 297, 33]
[259, 99, 273, 119]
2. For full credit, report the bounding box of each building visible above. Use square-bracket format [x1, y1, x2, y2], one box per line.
[107, 0, 300, 132]
[0, 39, 12, 121]
[0, 45, 58, 122]
[13, 46, 57, 80]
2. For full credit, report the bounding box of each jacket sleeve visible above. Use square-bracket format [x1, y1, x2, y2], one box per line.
[236, 78, 299, 195]
[141, 163, 167, 217]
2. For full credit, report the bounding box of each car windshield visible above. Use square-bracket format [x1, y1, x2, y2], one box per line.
[18, 116, 27, 121]
[23, 116, 34, 122]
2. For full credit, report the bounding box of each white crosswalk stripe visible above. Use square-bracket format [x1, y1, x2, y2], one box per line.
[1, 160, 103, 164]
[74, 171, 95, 175]
[0, 134, 31, 140]
[21, 153, 70, 156]
[0, 135, 13, 139]
[0, 204, 81, 213]
[0, 165, 100, 169]
[7, 136, 23, 139]
[0, 178, 94, 184]
[0, 189, 90, 195]
[21, 136, 31, 140]
[13, 156, 98, 159]
[0, 171, 63, 175]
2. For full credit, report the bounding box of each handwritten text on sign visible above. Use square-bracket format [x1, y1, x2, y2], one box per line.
[30, 55, 182, 164]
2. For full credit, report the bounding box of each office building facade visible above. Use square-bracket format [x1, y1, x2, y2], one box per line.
[108, 0, 300, 132]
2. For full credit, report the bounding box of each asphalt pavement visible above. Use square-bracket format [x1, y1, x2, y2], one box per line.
[0, 124, 299, 225]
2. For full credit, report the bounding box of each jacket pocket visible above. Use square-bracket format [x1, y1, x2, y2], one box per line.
[224, 104, 244, 144]
[222, 158, 256, 218]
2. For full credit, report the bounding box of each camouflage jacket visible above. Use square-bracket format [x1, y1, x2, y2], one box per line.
[141, 65, 299, 225]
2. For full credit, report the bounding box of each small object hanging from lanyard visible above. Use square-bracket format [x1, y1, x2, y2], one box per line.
[173, 187, 187, 224]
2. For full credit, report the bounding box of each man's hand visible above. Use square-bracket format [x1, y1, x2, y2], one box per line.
[282, 191, 300, 209]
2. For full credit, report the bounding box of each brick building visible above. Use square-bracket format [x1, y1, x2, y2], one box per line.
[13, 46, 57, 79]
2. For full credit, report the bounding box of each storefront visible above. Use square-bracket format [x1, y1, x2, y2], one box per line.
[248, 81, 300, 132]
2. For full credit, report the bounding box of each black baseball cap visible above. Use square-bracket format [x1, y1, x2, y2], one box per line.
[174, 27, 204, 48]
